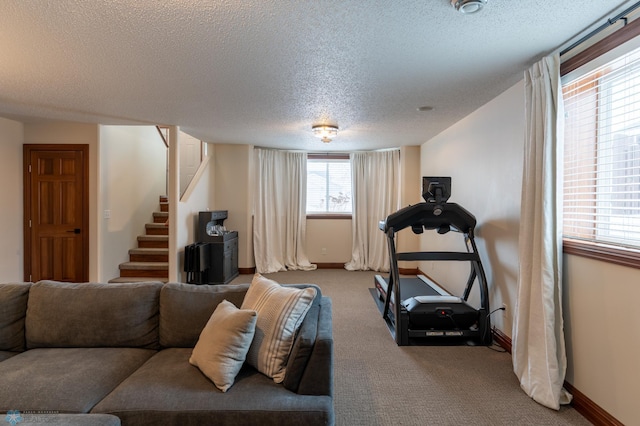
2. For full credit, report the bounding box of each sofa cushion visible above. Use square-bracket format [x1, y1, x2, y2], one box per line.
[189, 300, 257, 392]
[0, 347, 156, 413]
[0, 351, 19, 362]
[0, 282, 32, 352]
[283, 301, 319, 392]
[159, 282, 249, 348]
[92, 348, 334, 426]
[241, 274, 316, 383]
[26, 281, 163, 349]
[297, 296, 334, 397]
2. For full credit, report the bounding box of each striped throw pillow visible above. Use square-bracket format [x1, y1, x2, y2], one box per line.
[241, 273, 317, 383]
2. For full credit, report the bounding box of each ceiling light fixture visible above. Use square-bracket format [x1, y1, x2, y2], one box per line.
[312, 124, 339, 143]
[451, 0, 487, 14]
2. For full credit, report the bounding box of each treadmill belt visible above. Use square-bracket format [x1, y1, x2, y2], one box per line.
[398, 277, 440, 300]
[377, 276, 441, 301]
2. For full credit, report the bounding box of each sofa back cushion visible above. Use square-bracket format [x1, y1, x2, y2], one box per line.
[26, 281, 163, 349]
[159, 283, 250, 348]
[0, 282, 32, 352]
[282, 301, 319, 392]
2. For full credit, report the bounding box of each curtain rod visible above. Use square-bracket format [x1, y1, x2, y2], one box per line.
[560, 1, 640, 56]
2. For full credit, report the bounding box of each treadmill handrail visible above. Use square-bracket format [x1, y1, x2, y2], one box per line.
[380, 202, 476, 234]
[396, 252, 480, 262]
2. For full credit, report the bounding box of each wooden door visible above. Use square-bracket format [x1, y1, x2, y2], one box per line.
[24, 145, 89, 282]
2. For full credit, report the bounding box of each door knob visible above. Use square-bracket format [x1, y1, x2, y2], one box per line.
[66, 228, 81, 234]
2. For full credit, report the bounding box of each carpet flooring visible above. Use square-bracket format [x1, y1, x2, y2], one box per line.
[232, 269, 590, 426]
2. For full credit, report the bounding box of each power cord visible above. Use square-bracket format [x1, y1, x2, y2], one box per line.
[485, 307, 508, 352]
[488, 306, 506, 317]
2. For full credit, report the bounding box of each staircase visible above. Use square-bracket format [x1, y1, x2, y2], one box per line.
[108, 196, 169, 283]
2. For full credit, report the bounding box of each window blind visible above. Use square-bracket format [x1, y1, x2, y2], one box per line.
[306, 158, 352, 214]
[563, 44, 640, 249]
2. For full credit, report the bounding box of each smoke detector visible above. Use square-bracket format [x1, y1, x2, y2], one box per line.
[451, 0, 487, 14]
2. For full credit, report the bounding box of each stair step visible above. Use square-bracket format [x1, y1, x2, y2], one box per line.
[119, 270, 168, 278]
[160, 202, 169, 212]
[119, 261, 168, 278]
[119, 261, 168, 270]
[108, 277, 169, 283]
[129, 248, 169, 262]
[145, 223, 169, 235]
[159, 195, 168, 203]
[153, 212, 169, 223]
[138, 235, 168, 249]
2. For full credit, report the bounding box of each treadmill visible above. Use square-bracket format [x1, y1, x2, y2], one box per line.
[374, 177, 491, 346]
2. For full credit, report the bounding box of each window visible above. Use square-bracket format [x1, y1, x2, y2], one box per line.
[306, 155, 352, 215]
[563, 39, 640, 263]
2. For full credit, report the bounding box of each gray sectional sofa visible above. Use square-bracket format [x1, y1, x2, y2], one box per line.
[0, 280, 334, 425]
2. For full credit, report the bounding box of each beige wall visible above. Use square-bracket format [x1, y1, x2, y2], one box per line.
[24, 121, 101, 280]
[0, 117, 24, 281]
[306, 219, 352, 263]
[420, 79, 640, 424]
[397, 145, 422, 269]
[98, 125, 167, 281]
[420, 81, 524, 329]
[563, 255, 640, 425]
[213, 144, 254, 269]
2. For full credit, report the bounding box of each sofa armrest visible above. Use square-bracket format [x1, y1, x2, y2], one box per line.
[296, 296, 333, 396]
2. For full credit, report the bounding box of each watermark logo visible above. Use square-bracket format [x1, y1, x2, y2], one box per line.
[4, 411, 22, 426]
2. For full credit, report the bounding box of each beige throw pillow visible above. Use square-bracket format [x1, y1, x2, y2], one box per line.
[189, 299, 257, 392]
[241, 273, 317, 383]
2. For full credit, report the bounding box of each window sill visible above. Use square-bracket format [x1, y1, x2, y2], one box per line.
[307, 214, 352, 220]
[562, 239, 640, 270]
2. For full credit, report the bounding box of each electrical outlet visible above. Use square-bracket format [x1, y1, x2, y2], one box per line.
[103, 209, 111, 219]
[321, 248, 327, 256]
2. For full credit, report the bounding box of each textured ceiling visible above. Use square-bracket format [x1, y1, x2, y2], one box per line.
[0, 0, 634, 151]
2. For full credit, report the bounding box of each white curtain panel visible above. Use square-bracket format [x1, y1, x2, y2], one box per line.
[513, 53, 572, 410]
[253, 148, 317, 274]
[345, 150, 400, 272]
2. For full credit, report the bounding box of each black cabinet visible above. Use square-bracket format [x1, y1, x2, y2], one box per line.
[184, 211, 239, 285]
[205, 232, 239, 284]
[184, 233, 239, 285]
